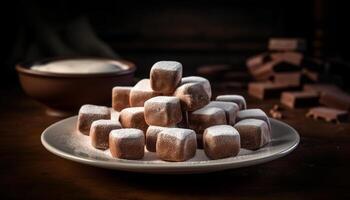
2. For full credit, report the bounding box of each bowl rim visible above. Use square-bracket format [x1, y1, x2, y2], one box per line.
[16, 56, 136, 78]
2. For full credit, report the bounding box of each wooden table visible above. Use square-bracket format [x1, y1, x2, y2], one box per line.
[1, 85, 350, 199]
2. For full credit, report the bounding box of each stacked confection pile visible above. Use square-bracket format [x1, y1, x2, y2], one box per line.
[246, 38, 350, 123]
[76, 61, 272, 161]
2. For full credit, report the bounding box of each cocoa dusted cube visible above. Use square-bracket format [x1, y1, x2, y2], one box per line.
[203, 125, 240, 159]
[119, 107, 148, 133]
[112, 86, 132, 111]
[90, 119, 121, 150]
[109, 128, 145, 160]
[145, 126, 168, 152]
[150, 61, 183, 94]
[205, 101, 239, 125]
[129, 79, 162, 107]
[180, 76, 212, 99]
[144, 96, 182, 127]
[216, 95, 247, 110]
[188, 106, 227, 134]
[236, 109, 271, 131]
[174, 82, 210, 111]
[77, 104, 111, 135]
[156, 128, 197, 162]
[234, 119, 270, 150]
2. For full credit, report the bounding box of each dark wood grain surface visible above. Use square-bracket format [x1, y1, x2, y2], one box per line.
[1, 85, 350, 200]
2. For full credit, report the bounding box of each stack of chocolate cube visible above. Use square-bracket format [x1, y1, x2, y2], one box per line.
[77, 61, 273, 162]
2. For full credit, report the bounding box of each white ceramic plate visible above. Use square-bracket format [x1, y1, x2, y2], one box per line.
[41, 116, 299, 174]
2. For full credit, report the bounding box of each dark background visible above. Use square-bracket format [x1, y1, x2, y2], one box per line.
[1, 1, 350, 199]
[1, 0, 349, 86]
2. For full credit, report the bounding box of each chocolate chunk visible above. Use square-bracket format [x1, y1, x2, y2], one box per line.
[319, 91, 350, 110]
[249, 60, 301, 81]
[273, 72, 302, 87]
[281, 91, 319, 108]
[303, 84, 342, 95]
[246, 52, 272, 68]
[302, 68, 319, 82]
[306, 107, 348, 123]
[248, 82, 299, 99]
[270, 52, 303, 66]
[268, 38, 306, 51]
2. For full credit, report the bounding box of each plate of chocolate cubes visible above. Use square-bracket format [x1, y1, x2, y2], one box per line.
[41, 61, 299, 174]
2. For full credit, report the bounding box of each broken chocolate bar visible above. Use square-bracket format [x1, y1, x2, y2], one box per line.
[268, 38, 306, 51]
[270, 52, 303, 66]
[303, 84, 342, 95]
[306, 106, 348, 123]
[249, 60, 301, 81]
[273, 72, 302, 87]
[248, 82, 299, 99]
[246, 52, 272, 68]
[319, 91, 350, 110]
[281, 91, 319, 108]
[302, 68, 319, 82]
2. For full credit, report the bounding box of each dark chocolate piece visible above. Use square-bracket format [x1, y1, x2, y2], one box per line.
[303, 84, 342, 95]
[306, 107, 348, 123]
[246, 52, 272, 68]
[248, 82, 299, 99]
[302, 68, 319, 82]
[249, 60, 301, 81]
[273, 72, 301, 87]
[281, 91, 319, 108]
[319, 91, 350, 110]
[268, 38, 306, 51]
[270, 52, 303, 66]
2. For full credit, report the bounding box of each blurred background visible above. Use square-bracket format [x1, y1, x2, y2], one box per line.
[1, 0, 349, 89]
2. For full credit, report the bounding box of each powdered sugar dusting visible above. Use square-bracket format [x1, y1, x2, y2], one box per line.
[91, 119, 121, 127]
[206, 101, 239, 111]
[181, 76, 212, 98]
[121, 107, 144, 114]
[31, 59, 127, 74]
[159, 128, 195, 140]
[152, 61, 182, 71]
[235, 118, 267, 127]
[146, 96, 179, 104]
[192, 107, 224, 116]
[110, 128, 144, 139]
[147, 126, 168, 133]
[216, 95, 247, 109]
[133, 79, 153, 91]
[79, 104, 110, 115]
[237, 109, 266, 119]
[110, 109, 120, 121]
[45, 117, 264, 164]
[205, 125, 238, 137]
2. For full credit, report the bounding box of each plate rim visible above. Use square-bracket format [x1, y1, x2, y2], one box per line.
[41, 116, 300, 172]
